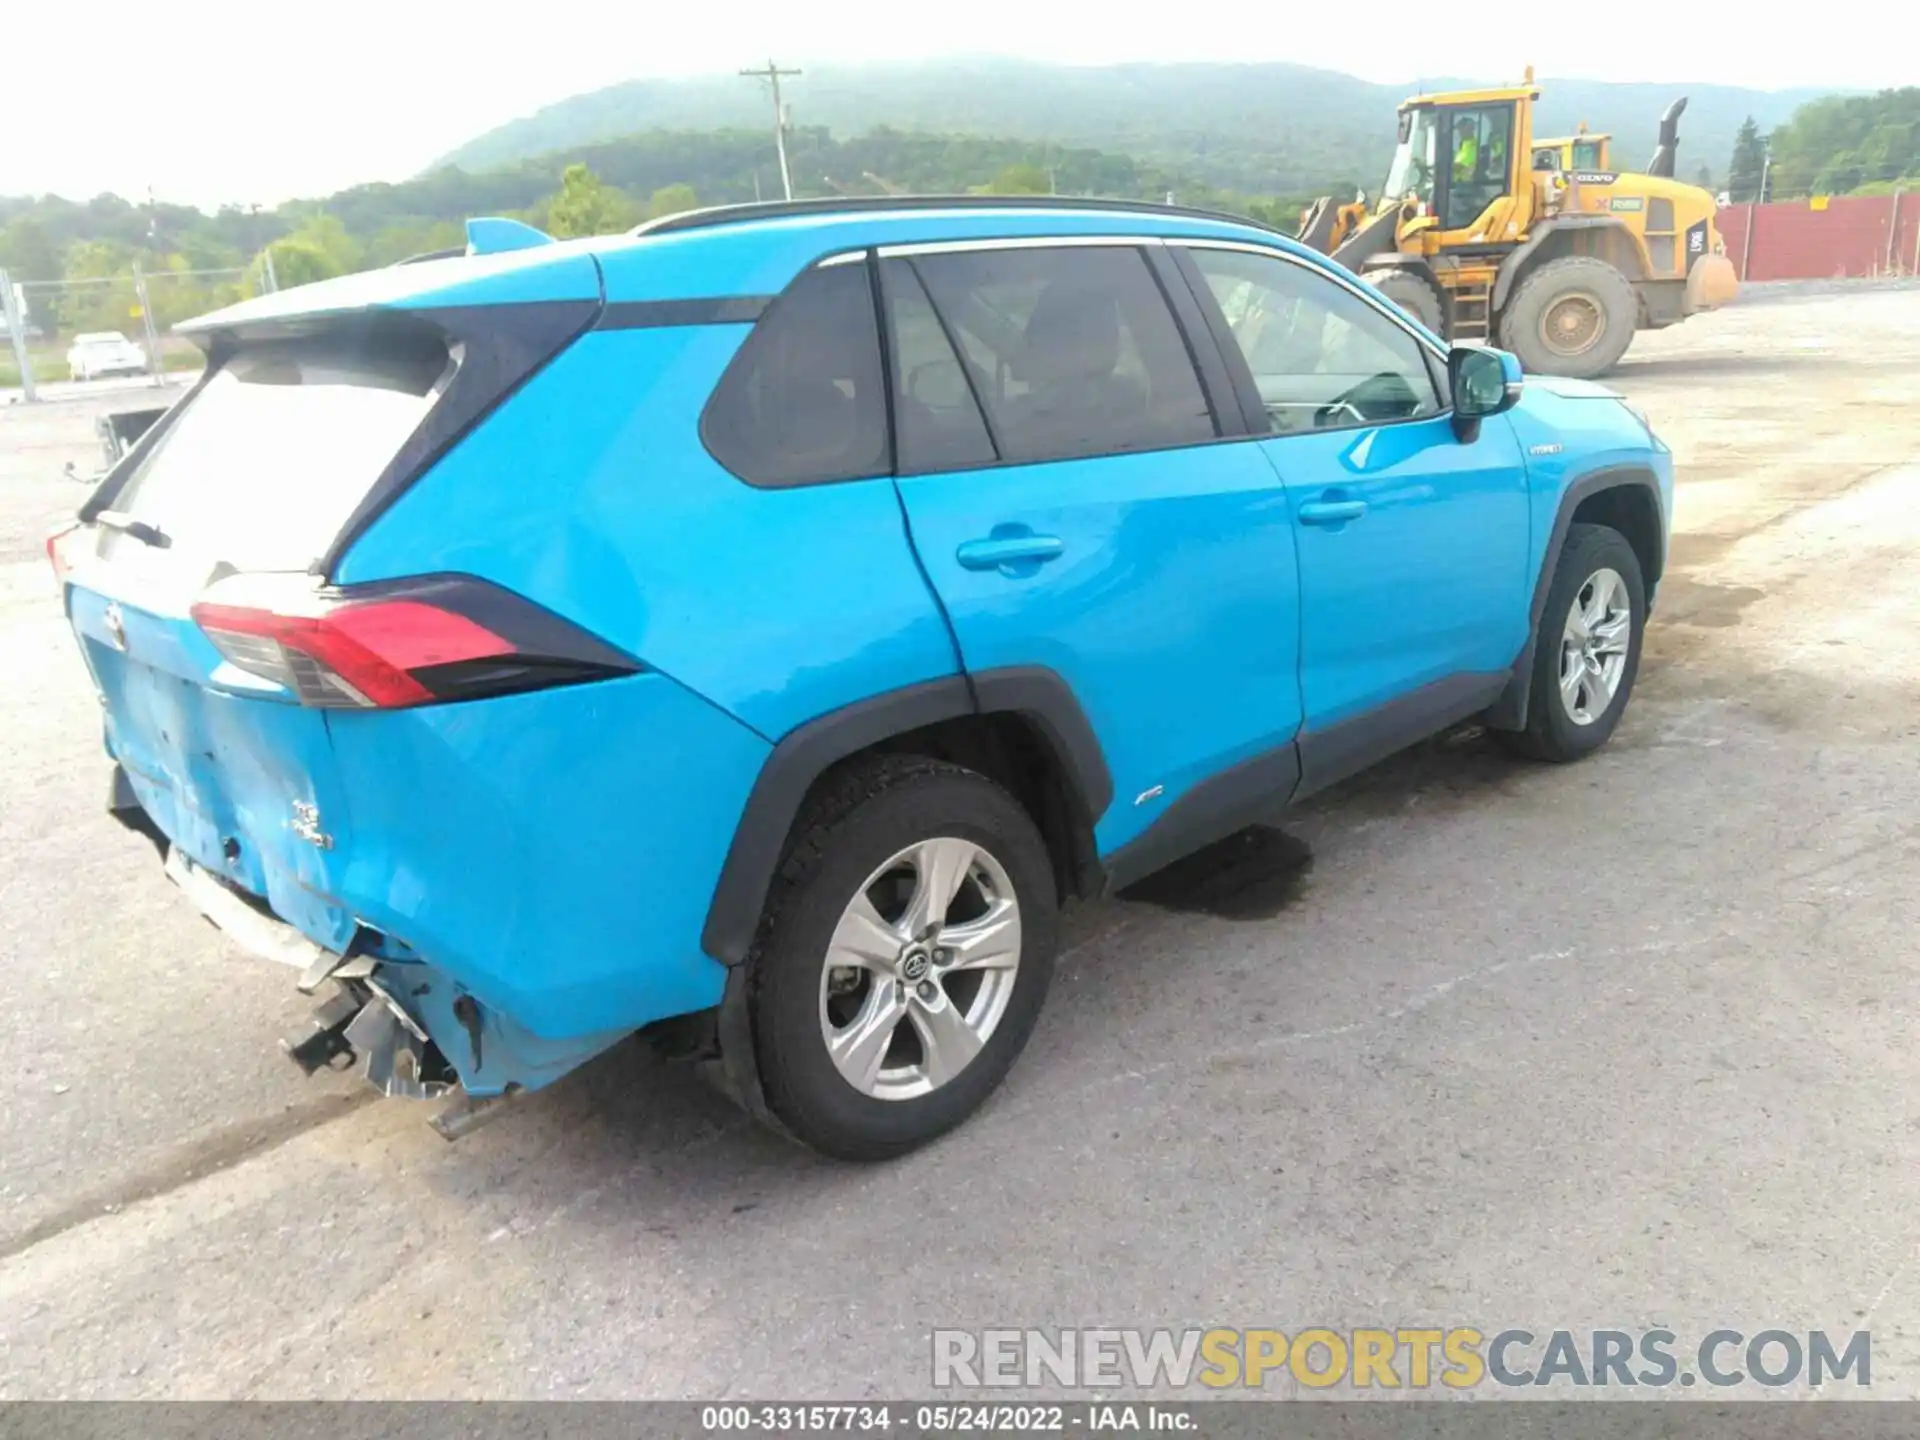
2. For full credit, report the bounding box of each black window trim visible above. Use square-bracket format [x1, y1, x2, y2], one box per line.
[1167, 238, 1460, 445]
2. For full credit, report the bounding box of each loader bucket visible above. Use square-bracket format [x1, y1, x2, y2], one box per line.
[1330, 208, 1405, 271]
[1297, 197, 1340, 254]
[1686, 252, 1738, 312]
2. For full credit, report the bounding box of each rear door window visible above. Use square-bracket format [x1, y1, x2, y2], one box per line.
[909, 246, 1216, 465]
[881, 259, 997, 473]
[702, 262, 892, 487]
[102, 333, 449, 575]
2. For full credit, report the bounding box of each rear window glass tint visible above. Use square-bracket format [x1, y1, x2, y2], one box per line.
[105, 333, 448, 574]
[910, 246, 1216, 465]
[883, 259, 996, 473]
[703, 263, 892, 487]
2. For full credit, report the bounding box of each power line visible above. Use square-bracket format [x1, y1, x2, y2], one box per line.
[739, 60, 802, 201]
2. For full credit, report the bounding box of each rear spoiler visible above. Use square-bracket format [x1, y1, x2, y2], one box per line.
[396, 218, 553, 268]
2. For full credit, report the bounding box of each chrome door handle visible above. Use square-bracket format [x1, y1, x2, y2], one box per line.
[1298, 499, 1368, 526]
[955, 534, 1066, 570]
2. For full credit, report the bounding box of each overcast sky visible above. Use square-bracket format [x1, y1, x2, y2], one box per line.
[14, 2, 1905, 208]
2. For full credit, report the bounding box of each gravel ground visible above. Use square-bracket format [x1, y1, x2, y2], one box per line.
[1, 285, 1917, 1401]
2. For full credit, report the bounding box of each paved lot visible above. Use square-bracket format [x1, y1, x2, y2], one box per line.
[0, 371, 190, 407]
[2, 286, 1918, 1400]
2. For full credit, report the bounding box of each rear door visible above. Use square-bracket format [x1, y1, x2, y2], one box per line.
[883, 241, 1304, 859]
[59, 326, 456, 945]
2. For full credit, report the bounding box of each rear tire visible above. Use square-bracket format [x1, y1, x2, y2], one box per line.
[1365, 266, 1450, 339]
[1498, 256, 1637, 378]
[747, 755, 1058, 1160]
[1499, 522, 1646, 762]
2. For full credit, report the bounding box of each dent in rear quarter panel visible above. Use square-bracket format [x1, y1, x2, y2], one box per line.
[1504, 388, 1674, 586]
[322, 671, 770, 1039]
[336, 326, 960, 741]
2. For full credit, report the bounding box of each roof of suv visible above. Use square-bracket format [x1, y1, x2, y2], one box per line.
[181, 196, 1315, 338]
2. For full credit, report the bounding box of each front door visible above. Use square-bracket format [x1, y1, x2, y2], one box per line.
[882, 242, 1304, 856]
[1175, 242, 1531, 739]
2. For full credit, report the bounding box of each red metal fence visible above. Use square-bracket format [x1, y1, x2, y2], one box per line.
[1718, 194, 1919, 282]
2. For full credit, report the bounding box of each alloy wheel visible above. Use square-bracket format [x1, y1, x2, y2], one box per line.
[1558, 566, 1632, 725]
[818, 837, 1022, 1101]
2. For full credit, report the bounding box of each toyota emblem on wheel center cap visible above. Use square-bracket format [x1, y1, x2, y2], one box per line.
[900, 949, 931, 982]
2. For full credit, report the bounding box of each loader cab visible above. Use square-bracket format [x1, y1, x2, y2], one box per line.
[1383, 92, 1533, 240]
[1534, 131, 1613, 174]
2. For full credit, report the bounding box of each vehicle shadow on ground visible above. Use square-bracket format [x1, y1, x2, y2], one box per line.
[1117, 826, 1313, 920]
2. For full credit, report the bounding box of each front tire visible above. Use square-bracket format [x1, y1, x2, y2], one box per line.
[1500, 522, 1646, 762]
[1365, 266, 1451, 339]
[747, 755, 1058, 1160]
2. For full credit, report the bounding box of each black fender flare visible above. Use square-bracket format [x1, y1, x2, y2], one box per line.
[1484, 464, 1666, 731]
[700, 667, 1112, 966]
[1492, 216, 1649, 313]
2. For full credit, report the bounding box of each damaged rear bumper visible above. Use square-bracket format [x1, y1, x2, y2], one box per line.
[156, 833, 630, 1134]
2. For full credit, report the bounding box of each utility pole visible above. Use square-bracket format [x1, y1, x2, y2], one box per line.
[740, 60, 801, 200]
[1758, 145, 1773, 206]
[131, 263, 165, 388]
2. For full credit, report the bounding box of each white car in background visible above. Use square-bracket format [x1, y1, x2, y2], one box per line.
[67, 332, 151, 382]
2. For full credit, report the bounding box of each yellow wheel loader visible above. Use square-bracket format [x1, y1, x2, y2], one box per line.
[1296, 70, 1740, 377]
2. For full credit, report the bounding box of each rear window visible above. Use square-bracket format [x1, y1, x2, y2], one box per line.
[103, 333, 449, 574]
[701, 263, 892, 488]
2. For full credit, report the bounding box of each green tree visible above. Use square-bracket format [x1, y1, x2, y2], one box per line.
[363, 219, 466, 267]
[971, 163, 1052, 195]
[244, 237, 342, 295]
[285, 212, 362, 271]
[646, 183, 700, 220]
[545, 163, 638, 237]
[0, 218, 61, 283]
[1764, 87, 1920, 198]
[1726, 116, 1767, 203]
[1693, 164, 1715, 192]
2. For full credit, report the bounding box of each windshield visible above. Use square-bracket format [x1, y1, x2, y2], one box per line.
[1382, 107, 1440, 205]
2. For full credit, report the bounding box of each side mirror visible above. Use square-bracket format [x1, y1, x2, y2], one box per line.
[1448, 344, 1522, 441]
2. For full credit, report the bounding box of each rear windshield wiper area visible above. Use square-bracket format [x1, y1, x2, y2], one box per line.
[94, 510, 172, 549]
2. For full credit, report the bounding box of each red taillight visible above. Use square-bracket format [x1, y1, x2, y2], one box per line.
[190, 573, 640, 710]
[46, 521, 80, 585]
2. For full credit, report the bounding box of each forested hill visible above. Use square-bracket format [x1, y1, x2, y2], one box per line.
[440, 59, 1828, 194]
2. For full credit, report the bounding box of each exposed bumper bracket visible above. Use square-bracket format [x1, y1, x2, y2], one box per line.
[282, 986, 363, 1076]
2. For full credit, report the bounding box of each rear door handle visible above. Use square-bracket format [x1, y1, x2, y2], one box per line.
[955, 534, 1066, 570]
[1298, 499, 1368, 526]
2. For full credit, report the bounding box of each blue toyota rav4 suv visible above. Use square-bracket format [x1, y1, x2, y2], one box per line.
[53, 198, 1671, 1159]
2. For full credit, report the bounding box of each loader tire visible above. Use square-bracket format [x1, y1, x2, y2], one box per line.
[1365, 266, 1450, 340]
[1499, 256, 1637, 379]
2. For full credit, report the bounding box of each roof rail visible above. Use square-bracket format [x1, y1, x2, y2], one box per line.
[394, 247, 466, 267]
[629, 193, 1295, 242]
